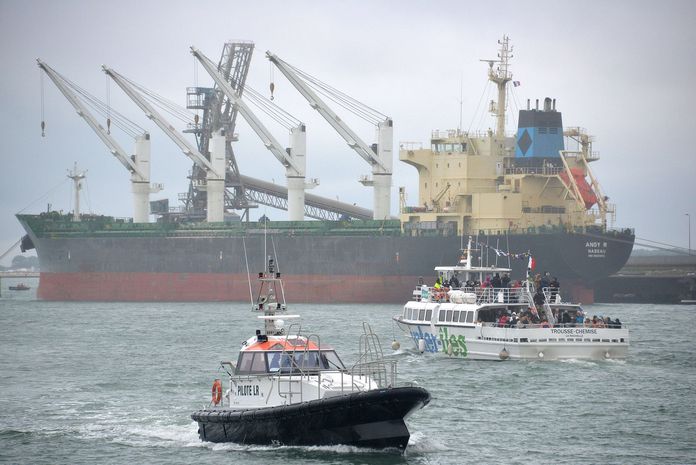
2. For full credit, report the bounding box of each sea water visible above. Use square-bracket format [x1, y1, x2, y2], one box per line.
[1, 277, 695, 464]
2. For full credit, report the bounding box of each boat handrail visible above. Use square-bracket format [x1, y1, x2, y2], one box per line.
[418, 285, 533, 305]
[480, 321, 628, 330]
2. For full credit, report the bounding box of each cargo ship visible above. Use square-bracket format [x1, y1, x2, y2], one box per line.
[17, 37, 634, 303]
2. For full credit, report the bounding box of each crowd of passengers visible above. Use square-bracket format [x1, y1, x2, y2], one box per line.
[477, 307, 622, 329]
[424, 271, 561, 304]
[431, 272, 560, 293]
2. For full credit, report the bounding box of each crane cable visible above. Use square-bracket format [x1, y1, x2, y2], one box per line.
[44, 66, 146, 138]
[115, 72, 195, 125]
[40, 69, 45, 137]
[272, 56, 386, 124]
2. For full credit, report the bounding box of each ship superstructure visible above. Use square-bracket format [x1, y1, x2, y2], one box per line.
[400, 36, 614, 237]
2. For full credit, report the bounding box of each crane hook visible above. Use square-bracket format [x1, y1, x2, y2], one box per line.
[41, 120, 45, 137]
[270, 82, 275, 101]
[106, 118, 111, 135]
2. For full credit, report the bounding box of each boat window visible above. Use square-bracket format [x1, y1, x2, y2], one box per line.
[406, 308, 412, 320]
[425, 309, 432, 321]
[251, 353, 266, 372]
[236, 352, 267, 374]
[321, 350, 345, 370]
[418, 309, 425, 320]
[446, 310, 453, 322]
[267, 352, 282, 372]
[459, 311, 467, 323]
[439, 309, 446, 321]
[466, 311, 474, 323]
[453, 311, 460, 322]
[402, 307, 408, 318]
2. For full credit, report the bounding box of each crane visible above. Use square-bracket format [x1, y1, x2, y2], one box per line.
[102, 66, 226, 222]
[266, 52, 393, 220]
[37, 59, 161, 223]
[191, 47, 318, 221]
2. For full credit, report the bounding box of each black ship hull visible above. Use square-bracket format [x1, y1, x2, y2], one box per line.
[191, 386, 430, 449]
[16, 215, 635, 303]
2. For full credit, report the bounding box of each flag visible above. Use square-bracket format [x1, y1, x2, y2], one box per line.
[513, 81, 521, 87]
[528, 255, 536, 270]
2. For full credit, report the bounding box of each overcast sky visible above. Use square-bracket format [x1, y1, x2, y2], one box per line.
[1, 0, 695, 265]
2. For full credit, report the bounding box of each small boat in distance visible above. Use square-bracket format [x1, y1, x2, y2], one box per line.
[393, 237, 629, 360]
[9, 283, 30, 291]
[192, 256, 430, 450]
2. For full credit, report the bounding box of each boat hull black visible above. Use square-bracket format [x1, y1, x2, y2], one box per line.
[191, 386, 430, 449]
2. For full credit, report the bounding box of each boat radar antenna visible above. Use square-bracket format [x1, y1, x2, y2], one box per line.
[253, 254, 290, 336]
[480, 35, 513, 138]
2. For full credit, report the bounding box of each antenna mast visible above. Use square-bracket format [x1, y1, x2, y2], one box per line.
[481, 35, 513, 138]
[67, 162, 87, 222]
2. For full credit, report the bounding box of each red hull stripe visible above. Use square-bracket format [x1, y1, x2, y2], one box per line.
[36, 272, 595, 304]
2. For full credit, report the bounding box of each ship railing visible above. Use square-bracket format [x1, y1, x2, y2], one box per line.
[400, 141, 423, 151]
[418, 286, 529, 305]
[505, 166, 564, 176]
[542, 287, 565, 304]
[481, 321, 628, 330]
[346, 359, 397, 390]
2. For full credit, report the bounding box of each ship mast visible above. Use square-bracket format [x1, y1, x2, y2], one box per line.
[481, 35, 513, 138]
[67, 162, 86, 222]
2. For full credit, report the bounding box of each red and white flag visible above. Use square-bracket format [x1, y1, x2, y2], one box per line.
[528, 255, 536, 270]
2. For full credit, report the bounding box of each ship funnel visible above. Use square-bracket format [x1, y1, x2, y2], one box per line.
[535, 99, 539, 110]
[544, 97, 552, 111]
[527, 99, 530, 110]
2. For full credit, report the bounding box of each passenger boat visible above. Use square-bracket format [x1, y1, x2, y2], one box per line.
[393, 238, 629, 360]
[191, 257, 430, 449]
[8, 283, 30, 291]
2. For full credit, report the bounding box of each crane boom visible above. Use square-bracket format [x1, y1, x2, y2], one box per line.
[37, 59, 145, 180]
[266, 52, 393, 220]
[102, 66, 222, 178]
[191, 47, 301, 175]
[266, 52, 388, 172]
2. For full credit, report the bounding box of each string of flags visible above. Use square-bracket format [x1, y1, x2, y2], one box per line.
[471, 241, 537, 270]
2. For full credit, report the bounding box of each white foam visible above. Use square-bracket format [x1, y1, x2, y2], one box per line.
[406, 430, 449, 453]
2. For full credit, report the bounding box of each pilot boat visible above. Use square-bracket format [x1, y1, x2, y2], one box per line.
[393, 237, 629, 360]
[191, 257, 430, 449]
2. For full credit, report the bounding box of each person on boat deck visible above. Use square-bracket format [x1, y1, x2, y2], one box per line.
[517, 314, 530, 328]
[502, 273, 511, 288]
[534, 273, 542, 290]
[533, 288, 545, 307]
[550, 276, 560, 289]
[509, 312, 518, 327]
[497, 313, 509, 327]
[561, 311, 573, 326]
[434, 277, 442, 290]
[584, 316, 593, 328]
[541, 272, 551, 289]
[491, 273, 502, 288]
[450, 275, 460, 288]
[613, 318, 622, 329]
[540, 318, 551, 328]
[575, 311, 585, 325]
